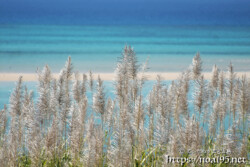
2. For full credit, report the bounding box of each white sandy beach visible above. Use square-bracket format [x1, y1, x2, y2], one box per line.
[0, 72, 250, 81]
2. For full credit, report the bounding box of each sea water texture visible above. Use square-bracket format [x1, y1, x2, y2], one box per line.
[1, 25, 250, 73]
[1, 0, 250, 73]
[0, 0, 250, 107]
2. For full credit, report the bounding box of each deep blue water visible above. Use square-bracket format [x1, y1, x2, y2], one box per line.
[1, 0, 250, 26]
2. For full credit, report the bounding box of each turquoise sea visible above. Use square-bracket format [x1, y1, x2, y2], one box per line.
[0, 25, 250, 73]
[1, 0, 250, 115]
[1, 24, 250, 113]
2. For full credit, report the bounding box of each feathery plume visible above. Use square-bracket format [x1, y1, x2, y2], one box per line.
[211, 64, 219, 89]
[191, 52, 202, 80]
[60, 56, 73, 146]
[73, 72, 81, 103]
[127, 45, 139, 79]
[8, 76, 23, 166]
[37, 65, 52, 133]
[81, 73, 88, 96]
[193, 75, 208, 121]
[89, 70, 94, 91]
[0, 104, 7, 140]
[218, 71, 225, 95]
[93, 75, 106, 131]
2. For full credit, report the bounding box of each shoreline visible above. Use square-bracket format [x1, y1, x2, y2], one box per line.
[0, 72, 250, 81]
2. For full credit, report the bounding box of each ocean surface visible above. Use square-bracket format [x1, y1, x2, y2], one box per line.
[0, 0, 250, 120]
[1, 0, 250, 73]
[0, 25, 250, 73]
